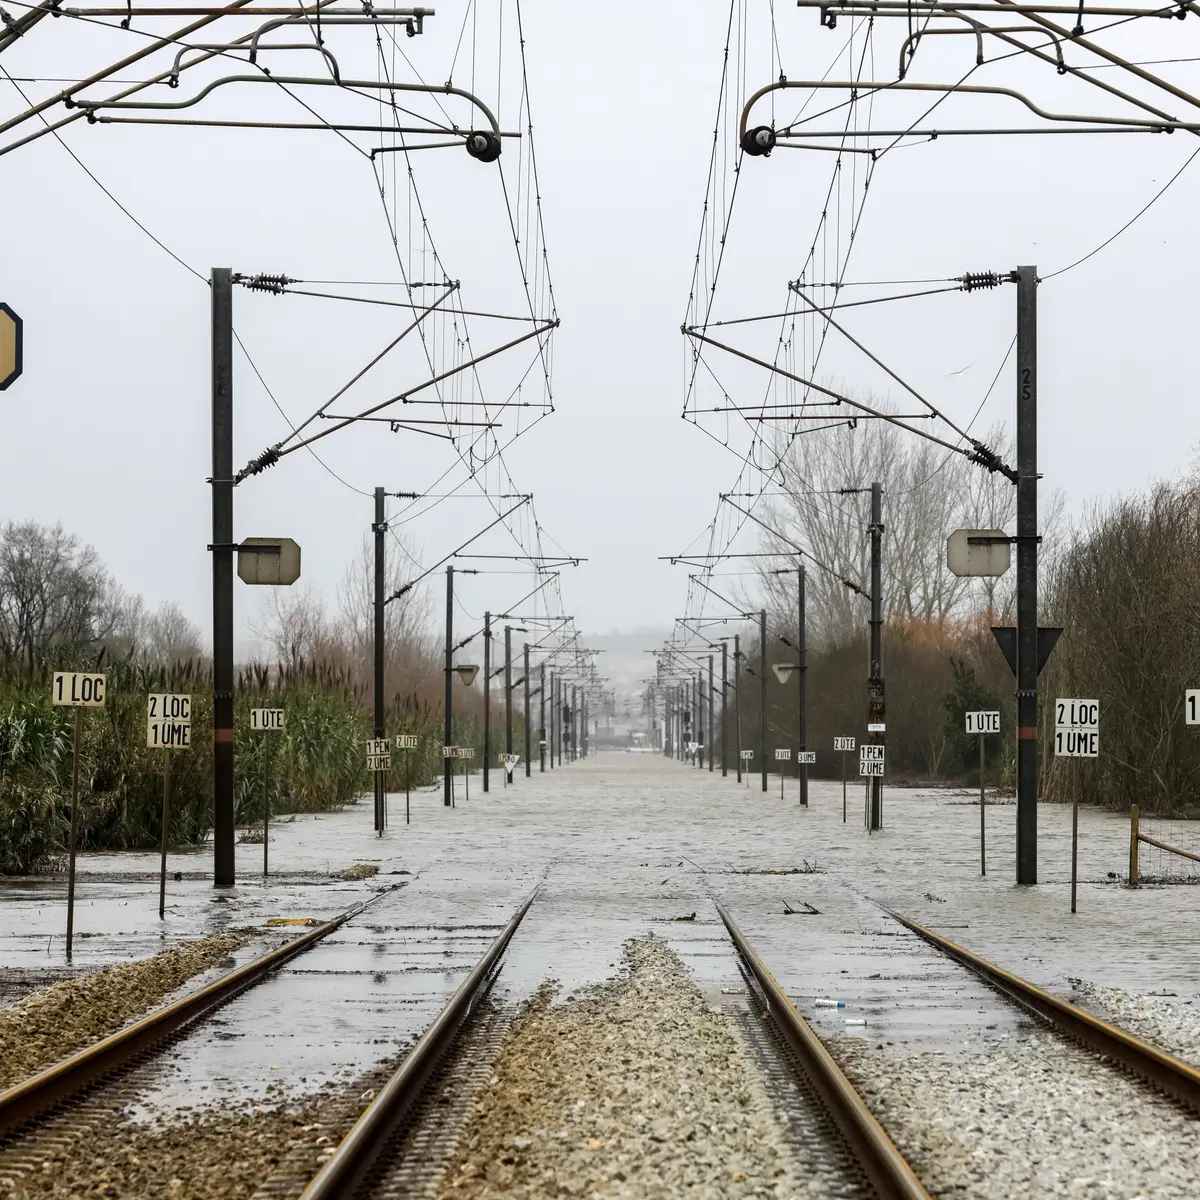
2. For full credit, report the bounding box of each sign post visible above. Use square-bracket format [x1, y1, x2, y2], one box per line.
[796, 750, 816, 809]
[1054, 699, 1099, 913]
[396, 734, 419, 824]
[52, 671, 107, 957]
[774, 747, 791, 800]
[834, 737, 855, 822]
[367, 738, 392, 827]
[859, 744, 885, 831]
[453, 745, 475, 802]
[739, 748, 753, 785]
[250, 709, 285, 874]
[965, 711, 1001, 876]
[148, 693, 192, 914]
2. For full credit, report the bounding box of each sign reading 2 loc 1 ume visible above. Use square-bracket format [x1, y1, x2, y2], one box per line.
[147, 693, 192, 749]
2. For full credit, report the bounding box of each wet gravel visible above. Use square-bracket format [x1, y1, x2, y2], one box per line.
[440, 935, 812, 1198]
[828, 1032, 1200, 1198]
[0, 1080, 376, 1199]
[1070, 978, 1200, 1067]
[0, 930, 250, 1091]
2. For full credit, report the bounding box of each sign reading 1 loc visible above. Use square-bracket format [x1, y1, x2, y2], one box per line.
[52, 672, 107, 707]
[147, 693, 192, 749]
[0, 303, 22, 391]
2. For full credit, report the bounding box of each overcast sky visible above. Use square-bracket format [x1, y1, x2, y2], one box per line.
[2, 2, 1198, 650]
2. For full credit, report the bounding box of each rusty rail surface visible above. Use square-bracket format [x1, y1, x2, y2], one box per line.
[299, 888, 537, 1200]
[0, 888, 395, 1138]
[889, 910, 1200, 1114]
[716, 902, 933, 1200]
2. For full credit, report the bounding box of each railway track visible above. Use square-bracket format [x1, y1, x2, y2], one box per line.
[887, 908, 1200, 1113]
[4, 884, 1197, 1199]
[0, 887, 397, 1140]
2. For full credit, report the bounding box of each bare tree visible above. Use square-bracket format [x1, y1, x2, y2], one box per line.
[0, 521, 113, 666]
[144, 602, 203, 664]
[249, 587, 335, 669]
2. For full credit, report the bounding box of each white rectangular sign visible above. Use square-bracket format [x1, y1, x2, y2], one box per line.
[453, 746, 475, 759]
[367, 753, 391, 772]
[251, 708, 285, 732]
[52, 671, 107, 708]
[1054, 729, 1099, 758]
[860, 744, 885, 762]
[366, 738, 390, 756]
[148, 720, 192, 749]
[442, 744, 456, 758]
[859, 760, 885, 777]
[395, 734, 419, 749]
[1054, 699, 1099, 730]
[834, 736, 856, 752]
[739, 749, 754, 760]
[965, 710, 1001, 735]
[867, 722, 886, 733]
[774, 748, 792, 761]
[1186, 690, 1200, 726]
[148, 693, 190, 722]
[797, 751, 817, 764]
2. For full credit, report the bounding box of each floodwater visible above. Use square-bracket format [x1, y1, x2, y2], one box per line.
[2, 753, 1194, 1108]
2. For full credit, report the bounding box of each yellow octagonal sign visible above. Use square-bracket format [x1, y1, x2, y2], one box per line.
[0, 304, 22, 391]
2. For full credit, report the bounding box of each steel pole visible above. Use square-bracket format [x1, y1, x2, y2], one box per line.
[799, 564, 808, 807]
[483, 612, 491, 792]
[708, 654, 715, 772]
[540, 662, 546, 772]
[505, 626, 513, 763]
[1016, 264, 1039, 885]
[524, 643, 531, 777]
[735, 635, 742, 783]
[443, 565, 454, 806]
[721, 642, 728, 777]
[373, 486, 385, 833]
[759, 610, 768, 793]
[572, 684, 578, 761]
[868, 482, 885, 831]
[210, 266, 235, 888]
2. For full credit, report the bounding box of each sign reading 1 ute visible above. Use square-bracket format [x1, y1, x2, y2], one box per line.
[148, 693, 191, 748]
[965, 711, 1000, 735]
[1055, 698, 1099, 757]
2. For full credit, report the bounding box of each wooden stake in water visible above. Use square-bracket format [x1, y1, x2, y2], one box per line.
[66, 708, 81, 959]
[1071, 766, 1079, 914]
[159, 754, 171, 918]
[263, 751, 270, 878]
[979, 734, 987, 877]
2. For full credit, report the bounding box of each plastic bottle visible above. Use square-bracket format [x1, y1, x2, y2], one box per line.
[814, 999, 846, 1008]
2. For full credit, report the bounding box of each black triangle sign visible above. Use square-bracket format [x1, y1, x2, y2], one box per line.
[990, 626, 1063, 677]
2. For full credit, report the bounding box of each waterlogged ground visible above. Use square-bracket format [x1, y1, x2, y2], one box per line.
[3, 755, 1199, 1198]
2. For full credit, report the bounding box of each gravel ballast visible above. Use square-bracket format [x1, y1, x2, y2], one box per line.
[1071, 978, 1200, 1067]
[0, 930, 250, 1091]
[829, 1032, 1200, 1198]
[440, 935, 809, 1198]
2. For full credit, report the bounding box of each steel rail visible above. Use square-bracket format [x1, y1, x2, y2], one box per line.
[299, 889, 537, 1199]
[716, 902, 932, 1200]
[0, 888, 392, 1138]
[889, 911, 1200, 1113]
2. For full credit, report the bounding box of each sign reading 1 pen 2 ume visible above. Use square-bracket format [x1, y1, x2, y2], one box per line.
[366, 738, 391, 772]
[148, 693, 192, 748]
[859, 743, 885, 777]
